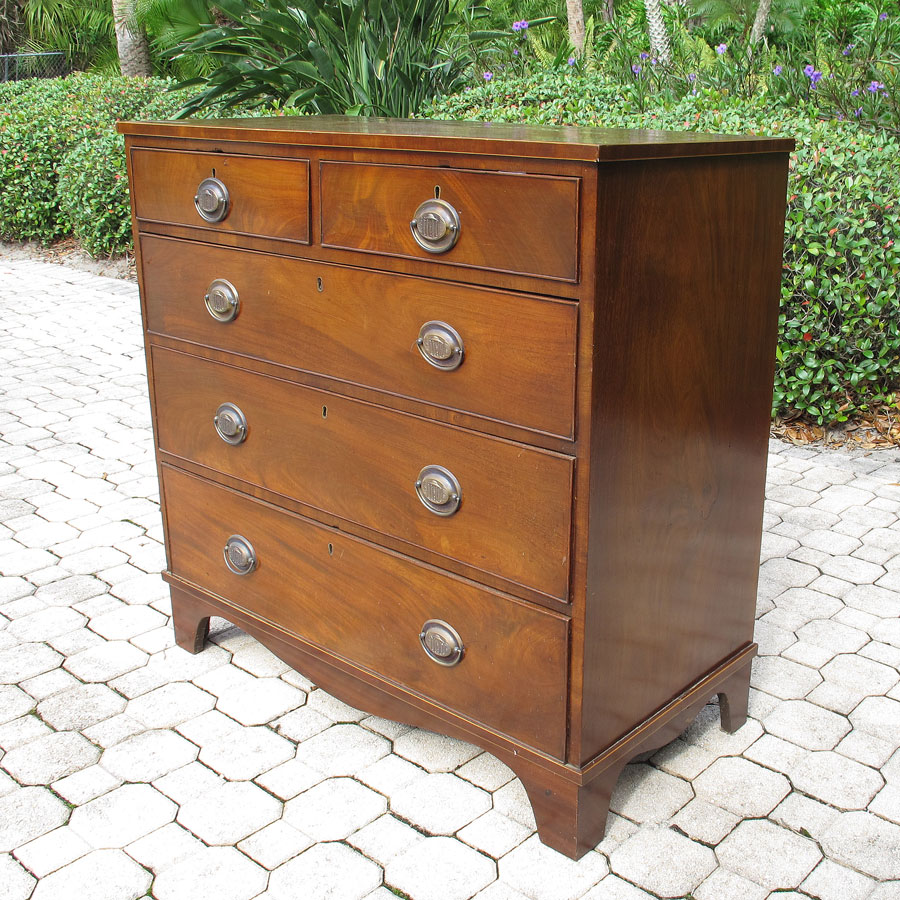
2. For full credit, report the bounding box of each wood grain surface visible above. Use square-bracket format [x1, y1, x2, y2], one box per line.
[163, 466, 570, 757]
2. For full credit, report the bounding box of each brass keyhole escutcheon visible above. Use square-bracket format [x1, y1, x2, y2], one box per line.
[419, 619, 464, 666]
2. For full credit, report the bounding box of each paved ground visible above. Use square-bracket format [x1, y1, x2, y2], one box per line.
[1, 255, 900, 900]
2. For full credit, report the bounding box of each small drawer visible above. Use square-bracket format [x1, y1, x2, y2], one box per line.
[152, 348, 573, 601]
[130, 149, 310, 243]
[163, 467, 569, 757]
[320, 161, 579, 282]
[141, 236, 578, 438]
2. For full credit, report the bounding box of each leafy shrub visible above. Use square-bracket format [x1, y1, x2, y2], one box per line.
[170, 0, 511, 118]
[0, 73, 174, 244]
[427, 72, 900, 424]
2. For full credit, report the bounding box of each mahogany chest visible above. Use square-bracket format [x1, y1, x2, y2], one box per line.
[118, 115, 792, 858]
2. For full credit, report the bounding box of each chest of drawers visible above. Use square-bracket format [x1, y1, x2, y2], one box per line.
[118, 115, 792, 858]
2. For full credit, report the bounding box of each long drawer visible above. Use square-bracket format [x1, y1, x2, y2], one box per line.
[163, 466, 569, 757]
[152, 347, 573, 601]
[130, 149, 310, 244]
[141, 235, 578, 438]
[320, 161, 579, 283]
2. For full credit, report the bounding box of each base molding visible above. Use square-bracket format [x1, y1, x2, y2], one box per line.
[167, 575, 755, 859]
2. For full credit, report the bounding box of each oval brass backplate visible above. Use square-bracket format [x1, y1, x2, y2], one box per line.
[419, 619, 464, 666]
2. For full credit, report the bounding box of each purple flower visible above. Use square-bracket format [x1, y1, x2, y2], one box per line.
[868, 80, 885, 92]
[804, 64, 815, 77]
[513, 49, 519, 56]
[567, 56, 576, 66]
[483, 71, 493, 81]
[843, 43, 855, 55]
[688, 72, 697, 82]
[851, 89, 859, 96]
[854, 106, 863, 117]
[716, 43, 727, 55]
[632, 64, 642, 75]
[639, 52, 649, 60]
[511, 19, 529, 31]
[773, 65, 782, 75]
[879, 11, 888, 20]
[650, 57, 658, 65]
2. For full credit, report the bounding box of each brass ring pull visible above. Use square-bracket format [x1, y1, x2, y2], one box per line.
[204, 278, 239, 323]
[213, 402, 247, 445]
[194, 176, 230, 223]
[410, 199, 460, 253]
[419, 619, 464, 666]
[415, 465, 461, 516]
[224, 534, 256, 575]
[416, 321, 464, 371]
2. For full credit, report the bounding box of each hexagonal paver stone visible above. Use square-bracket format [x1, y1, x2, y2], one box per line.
[349, 814, 427, 867]
[791, 750, 884, 810]
[88, 605, 166, 641]
[7, 607, 86, 642]
[608, 764, 693, 824]
[37, 683, 126, 731]
[850, 697, 900, 744]
[389, 772, 490, 836]
[822, 653, 899, 696]
[693, 757, 791, 818]
[265, 843, 380, 900]
[821, 811, 900, 880]
[153, 846, 268, 900]
[297, 723, 391, 776]
[716, 819, 822, 890]
[2, 731, 99, 784]
[238, 819, 312, 870]
[199, 725, 294, 780]
[680, 702, 763, 756]
[0, 685, 35, 725]
[392, 729, 481, 773]
[0, 643, 62, 684]
[498, 835, 609, 900]
[125, 682, 216, 729]
[763, 700, 851, 750]
[581, 874, 658, 900]
[177, 780, 283, 845]
[751, 656, 822, 700]
[0, 785, 70, 853]
[386, 837, 496, 900]
[284, 777, 386, 841]
[63, 640, 148, 683]
[693, 868, 768, 900]
[100, 729, 198, 782]
[800, 858, 876, 900]
[69, 784, 176, 848]
[608, 826, 716, 899]
[216, 677, 305, 727]
[0, 851, 36, 900]
[29, 848, 151, 900]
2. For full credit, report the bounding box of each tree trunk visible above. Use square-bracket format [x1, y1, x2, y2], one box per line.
[112, 0, 152, 76]
[749, 0, 773, 44]
[1, 0, 22, 56]
[566, 0, 586, 55]
[644, 0, 671, 64]
[601, 0, 615, 24]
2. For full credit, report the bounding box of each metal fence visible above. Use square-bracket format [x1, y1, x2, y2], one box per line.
[0, 51, 69, 83]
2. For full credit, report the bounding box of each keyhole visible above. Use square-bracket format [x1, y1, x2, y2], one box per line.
[212, 168, 216, 177]
[316, 277, 324, 292]
[328, 543, 333, 555]
[322, 406, 327, 418]
[434, 185, 441, 199]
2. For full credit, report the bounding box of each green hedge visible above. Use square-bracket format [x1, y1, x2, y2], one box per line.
[0, 73, 183, 253]
[426, 73, 900, 426]
[2, 71, 898, 425]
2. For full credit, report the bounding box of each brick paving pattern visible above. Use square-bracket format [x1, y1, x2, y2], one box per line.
[1, 256, 899, 899]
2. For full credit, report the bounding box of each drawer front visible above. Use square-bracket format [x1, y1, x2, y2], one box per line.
[163, 467, 569, 757]
[141, 236, 578, 438]
[320, 161, 579, 282]
[131, 149, 310, 243]
[153, 348, 573, 600]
